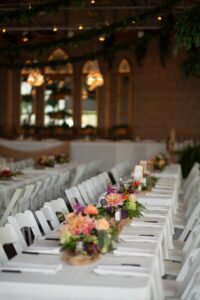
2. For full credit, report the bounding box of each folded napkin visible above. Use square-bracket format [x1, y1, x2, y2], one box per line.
[24, 246, 61, 255]
[1, 261, 62, 274]
[113, 248, 156, 259]
[119, 234, 158, 243]
[93, 264, 149, 277]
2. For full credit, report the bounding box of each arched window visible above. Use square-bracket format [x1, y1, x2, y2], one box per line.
[44, 49, 74, 127]
[117, 58, 132, 125]
[81, 61, 98, 128]
[20, 61, 36, 127]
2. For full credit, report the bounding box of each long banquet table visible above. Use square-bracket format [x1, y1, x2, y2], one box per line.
[0, 162, 76, 212]
[70, 141, 166, 171]
[0, 164, 181, 300]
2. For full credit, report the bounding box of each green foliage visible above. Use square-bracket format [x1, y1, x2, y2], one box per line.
[175, 4, 200, 52]
[177, 144, 200, 178]
[182, 48, 200, 78]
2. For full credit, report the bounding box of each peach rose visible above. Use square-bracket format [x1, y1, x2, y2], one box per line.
[84, 205, 98, 215]
[95, 218, 110, 231]
[105, 193, 123, 207]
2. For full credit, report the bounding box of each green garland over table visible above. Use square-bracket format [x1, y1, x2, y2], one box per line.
[0, 0, 199, 78]
[0, 0, 85, 24]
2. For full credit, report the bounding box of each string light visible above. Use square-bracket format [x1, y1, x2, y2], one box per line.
[78, 25, 83, 30]
[157, 16, 162, 21]
[99, 35, 105, 42]
[22, 36, 29, 42]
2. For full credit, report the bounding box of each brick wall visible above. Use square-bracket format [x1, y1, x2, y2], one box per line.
[132, 38, 200, 140]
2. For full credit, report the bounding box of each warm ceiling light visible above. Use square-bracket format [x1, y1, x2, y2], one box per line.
[27, 69, 44, 87]
[2, 28, 7, 33]
[22, 36, 29, 42]
[157, 16, 162, 21]
[53, 27, 58, 32]
[86, 60, 104, 91]
[91, 0, 95, 3]
[99, 35, 105, 42]
[78, 25, 83, 30]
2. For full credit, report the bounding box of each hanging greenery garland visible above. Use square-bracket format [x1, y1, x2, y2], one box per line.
[175, 3, 200, 51]
[0, 0, 183, 56]
[175, 3, 200, 77]
[0, 0, 85, 25]
[0, 32, 158, 69]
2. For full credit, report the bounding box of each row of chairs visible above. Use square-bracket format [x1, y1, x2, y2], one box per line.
[110, 161, 132, 183]
[1, 160, 200, 298]
[1, 161, 200, 298]
[0, 160, 102, 226]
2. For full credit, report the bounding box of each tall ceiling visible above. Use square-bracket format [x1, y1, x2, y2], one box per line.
[0, 0, 197, 32]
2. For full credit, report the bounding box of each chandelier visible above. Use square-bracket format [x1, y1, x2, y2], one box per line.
[27, 68, 44, 87]
[86, 60, 104, 91]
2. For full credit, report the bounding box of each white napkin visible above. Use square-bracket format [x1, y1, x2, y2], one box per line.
[1, 261, 62, 274]
[119, 234, 159, 243]
[93, 265, 149, 277]
[24, 246, 61, 255]
[113, 249, 156, 259]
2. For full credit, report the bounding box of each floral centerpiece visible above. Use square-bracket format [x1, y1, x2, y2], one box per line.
[37, 155, 55, 168]
[60, 204, 117, 265]
[0, 168, 13, 180]
[153, 154, 168, 171]
[99, 182, 144, 223]
[55, 153, 68, 164]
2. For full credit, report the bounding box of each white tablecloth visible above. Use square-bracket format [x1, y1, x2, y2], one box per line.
[0, 139, 65, 152]
[70, 141, 166, 171]
[0, 164, 182, 300]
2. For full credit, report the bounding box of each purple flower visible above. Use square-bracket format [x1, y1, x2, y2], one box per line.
[107, 185, 117, 194]
[72, 202, 84, 214]
[85, 242, 100, 255]
[121, 209, 129, 219]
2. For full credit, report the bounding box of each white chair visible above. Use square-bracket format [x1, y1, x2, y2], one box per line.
[17, 184, 36, 212]
[35, 210, 52, 235]
[110, 167, 120, 183]
[65, 186, 86, 209]
[98, 172, 111, 190]
[163, 248, 200, 299]
[8, 210, 42, 247]
[77, 183, 91, 205]
[70, 164, 87, 186]
[50, 198, 69, 215]
[0, 223, 23, 265]
[0, 188, 23, 226]
[41, 203, 60, 230]
[29, 181, 43, 211]
[165, 223, 200, 275]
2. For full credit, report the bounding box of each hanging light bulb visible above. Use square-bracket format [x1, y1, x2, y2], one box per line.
[86, 60, 104, 91]
[27, 68, 44, 86]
